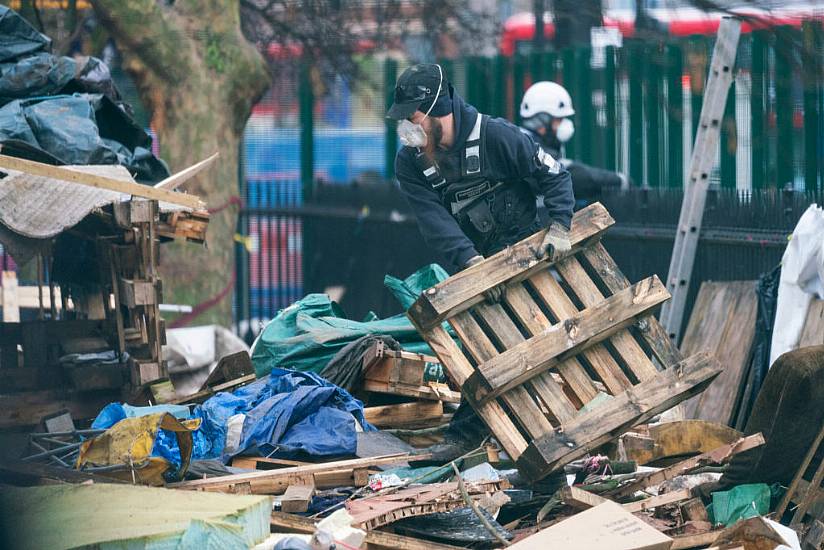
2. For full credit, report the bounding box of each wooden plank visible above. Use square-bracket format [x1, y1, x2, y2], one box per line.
[474, 301, 577, 423]
[1, 271, 19, 322]
[680, 281, 757, 424]
[561, 486, 692, 513]
[799, 299, 824, 347]
[619, 420, 742, 465]
[670, 531, 720, 549]
[504, 282, 597, 407]
[412, 322, 528, 459]
[408, 202, 614, 329]
[555, 257, 659, 382]
[153, 152, 218, 191]
[0, 389, 115, 428]
[279, 483, 314, 513]
[363, 352, 461, 403]
[581, 243, 684, 367]
[270, 511, 465, 550]
[467, 276, 670, 400]
[168, 453, 426, 494]
[515, 352, 721, 481]
[529, 270, 631, 396]
[681, 498, 710, 523]
[118, 278, 156, 308]
[623, 488, 692, 513]
[611, 433, 766, 498]
[450, 310, 556, 438]
[364, 401, 443, 428]
[0, 153, 204, 209]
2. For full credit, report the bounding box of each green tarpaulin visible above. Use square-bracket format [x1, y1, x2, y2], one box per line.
[251, 264, 448, 377]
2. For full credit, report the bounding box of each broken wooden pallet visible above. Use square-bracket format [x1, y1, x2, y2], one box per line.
[345, 479, 510, 530]
[406, 203, 722, 481]
[774, 422, 824, 528]
[362, 341, 461, 403]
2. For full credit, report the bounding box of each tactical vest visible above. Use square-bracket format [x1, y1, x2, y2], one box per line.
[414, 112, 538, 252]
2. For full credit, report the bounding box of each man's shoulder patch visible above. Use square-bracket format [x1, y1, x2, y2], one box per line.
[537, 147, 562, 174]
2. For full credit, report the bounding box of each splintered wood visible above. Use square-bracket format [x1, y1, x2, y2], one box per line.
[406, 203, 721, 481]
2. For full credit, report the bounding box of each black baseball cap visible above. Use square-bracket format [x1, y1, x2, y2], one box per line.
[386, 63, 445, 120]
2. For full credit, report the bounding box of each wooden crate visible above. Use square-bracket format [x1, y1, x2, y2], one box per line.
[406, 203, 721, 481]
[362, 341, 461, 403]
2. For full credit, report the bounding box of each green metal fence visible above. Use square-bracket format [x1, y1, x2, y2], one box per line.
[290, 23, 824, 196]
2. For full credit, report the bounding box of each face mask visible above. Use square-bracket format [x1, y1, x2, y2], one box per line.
[397, 64, 443, 149]
[556, 118, 575, 143]
[398, 119, 428, 148]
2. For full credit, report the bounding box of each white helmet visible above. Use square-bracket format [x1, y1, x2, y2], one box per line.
[520, 81, 575, 119]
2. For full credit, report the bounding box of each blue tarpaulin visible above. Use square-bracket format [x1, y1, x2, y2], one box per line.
[193, 367, 374, 461]
[91, 368, 374, 466]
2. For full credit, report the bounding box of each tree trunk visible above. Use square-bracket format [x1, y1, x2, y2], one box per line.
[91, 0, 270, 326]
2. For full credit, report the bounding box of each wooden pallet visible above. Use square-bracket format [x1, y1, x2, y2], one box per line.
[362, 341, 461, 403]
[406, 203, 721, 481]
[775, 422, 824, 528]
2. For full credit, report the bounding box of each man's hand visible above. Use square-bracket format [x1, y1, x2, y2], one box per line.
[464, 255, 505, 304]
[536, 223, 571, 261]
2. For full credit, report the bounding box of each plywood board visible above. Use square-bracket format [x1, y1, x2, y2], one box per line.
[680, 281, 757, 425]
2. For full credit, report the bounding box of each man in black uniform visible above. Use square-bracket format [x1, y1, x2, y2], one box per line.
[389, 64, 575, 287]
[520, 81, 630, 209]
[388, 64, 575, 460]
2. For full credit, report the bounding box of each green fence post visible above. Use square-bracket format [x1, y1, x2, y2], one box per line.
[562, 47, 577, 159]
[492, 54, 508, 119]
[513, 54, 527, 126]
[544, 51, 558, 82]
[751, 31, 767, 190]
[578, 47, 593, 165]
[299, 60, 314, 200]
[530, 50, 543, 83]
[803, 21, 821, 192]
[720, 79, 737, 188]
[666, 43, 684, 187]
[384, 58, 398, 181]
[627, 42, 644, 185]
[645, 44, 661, 187]
[605, 46, 617, 171]
[775, 26, 795, 188]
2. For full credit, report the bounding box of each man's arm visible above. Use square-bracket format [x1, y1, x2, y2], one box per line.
[487, 120, 575, 229]
[395, 153, 479, 270]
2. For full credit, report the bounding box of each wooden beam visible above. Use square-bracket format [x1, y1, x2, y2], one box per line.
[167, 453, 428, 494]
[623, 489, 692, 513]
[153, 152, 218, 190]
[465, 275, 670, 401]
[364, 401, 443, 428]
[408, 202, 614, 330]
[670, 531, 720, 550]
[611, 433, 766, 498]
[0, 153, 204, 209]
[270, 512, 464, 550]
[515, 352, 721, 481]
[279, 483, 314, 513]
[560, 486, 692, 513]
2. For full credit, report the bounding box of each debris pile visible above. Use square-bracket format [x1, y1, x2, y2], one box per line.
[2, 201, 823, 550]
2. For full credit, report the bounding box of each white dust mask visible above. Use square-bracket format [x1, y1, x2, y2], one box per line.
[556, 118, 575, 143]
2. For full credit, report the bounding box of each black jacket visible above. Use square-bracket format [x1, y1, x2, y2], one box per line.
[522, 127, 625, 203]
[395, 90, 574, 269]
